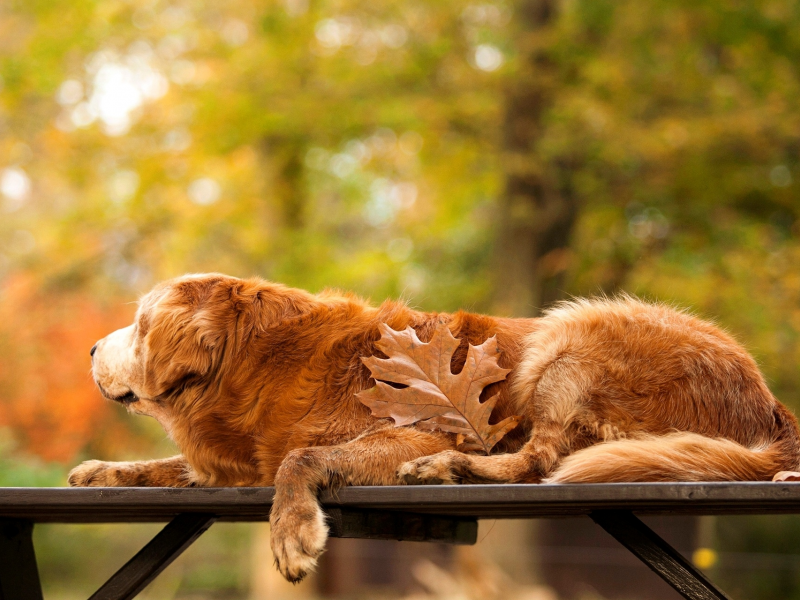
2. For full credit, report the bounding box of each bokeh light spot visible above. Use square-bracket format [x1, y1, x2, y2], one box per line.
[1, 167, 32, 211]
[188, 178, 221, 205]
[473, 44, 504, 72]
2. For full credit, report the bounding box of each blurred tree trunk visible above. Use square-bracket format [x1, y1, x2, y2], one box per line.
[263, 136, 307, 230]
[489, 0, 577, 592]
[493, 0, 579, 318]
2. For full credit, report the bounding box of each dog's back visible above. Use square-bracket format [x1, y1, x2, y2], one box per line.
[508, 296, 800, 482]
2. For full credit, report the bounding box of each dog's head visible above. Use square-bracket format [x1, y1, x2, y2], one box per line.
[90, 273, 315, 419]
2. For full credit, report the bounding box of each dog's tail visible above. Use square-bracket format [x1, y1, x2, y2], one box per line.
[546, 407, 800, 483]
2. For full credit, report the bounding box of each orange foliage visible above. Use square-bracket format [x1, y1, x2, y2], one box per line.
[0, 273, 137, 462]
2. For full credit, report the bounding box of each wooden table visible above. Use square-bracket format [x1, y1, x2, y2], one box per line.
[3, 482, 799, 600]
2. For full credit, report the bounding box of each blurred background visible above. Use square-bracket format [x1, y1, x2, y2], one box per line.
[1, 0, 800, 597]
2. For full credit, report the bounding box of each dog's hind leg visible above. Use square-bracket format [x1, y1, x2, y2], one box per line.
[399, 352, 604, 485]
[269, 423, 452, 583]
[398, 418, 570, 484]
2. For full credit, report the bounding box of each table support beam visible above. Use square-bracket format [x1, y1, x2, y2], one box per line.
[326, 508, 477, 545]
[591, 510, 729, 600]
[0, 518, 42, 600]
[89, 513, 216, 600]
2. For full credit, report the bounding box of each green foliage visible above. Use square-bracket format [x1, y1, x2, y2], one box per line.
[34, 522, 252, 599]
[0, 456, 64, 488]
[716, 515, 800, 600]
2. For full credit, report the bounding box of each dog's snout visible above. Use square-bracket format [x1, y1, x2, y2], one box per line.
[90, 343, 98, 357]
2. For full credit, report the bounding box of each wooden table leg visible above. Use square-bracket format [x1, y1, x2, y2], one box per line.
[0, 518, 43, 600]
[89, 513, 216, 600]
[590, 510, 730, 600]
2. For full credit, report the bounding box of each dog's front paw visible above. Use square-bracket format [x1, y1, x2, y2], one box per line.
[270, 498, 328, 583]
[397, 450, 467, 485]
[68, 460, 120, 487]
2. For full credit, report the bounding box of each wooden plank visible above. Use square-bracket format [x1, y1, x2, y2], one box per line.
[591, 510, 729, 600]
[89, 513, 216, 600]
[326, 482, 800, 518]
[326, 508, 477, 544]
[0, 519, 43, 600]
[1, 483, 800, 522]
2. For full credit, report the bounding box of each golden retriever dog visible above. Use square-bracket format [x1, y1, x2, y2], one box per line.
[70, 273, 800, 582]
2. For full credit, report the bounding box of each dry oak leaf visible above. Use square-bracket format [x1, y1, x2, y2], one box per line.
[357, 322, 522, 454]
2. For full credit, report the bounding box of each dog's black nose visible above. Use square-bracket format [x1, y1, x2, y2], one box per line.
[90, 344, 98, 357]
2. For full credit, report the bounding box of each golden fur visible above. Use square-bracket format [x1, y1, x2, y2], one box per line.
[70, 274, 800, 582]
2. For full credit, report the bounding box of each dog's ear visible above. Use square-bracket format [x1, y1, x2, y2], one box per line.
[227, 280, 316, 348]
[141, 279, 227, 397]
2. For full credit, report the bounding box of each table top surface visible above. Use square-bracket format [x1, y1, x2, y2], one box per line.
[1, 482, 800, 522]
